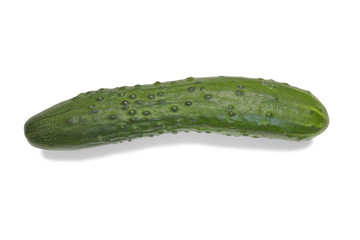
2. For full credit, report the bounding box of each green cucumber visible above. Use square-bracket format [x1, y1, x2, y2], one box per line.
[24, 76, 329, 150]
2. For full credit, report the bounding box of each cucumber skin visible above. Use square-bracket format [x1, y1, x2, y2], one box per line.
[24, 76, 329, 150]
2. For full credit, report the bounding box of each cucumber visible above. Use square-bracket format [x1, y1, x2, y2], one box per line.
[24, 76, 329, 150]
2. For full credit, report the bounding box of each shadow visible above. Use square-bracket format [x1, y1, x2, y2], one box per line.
[41, 132, 313, 161]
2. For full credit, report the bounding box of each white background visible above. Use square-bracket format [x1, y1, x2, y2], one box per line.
[1, 0, 359, 239]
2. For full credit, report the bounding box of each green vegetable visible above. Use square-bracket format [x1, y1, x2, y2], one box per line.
[24, 76, 329, 150]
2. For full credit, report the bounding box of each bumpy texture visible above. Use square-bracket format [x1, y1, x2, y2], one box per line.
[24, 76, 329, 150]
